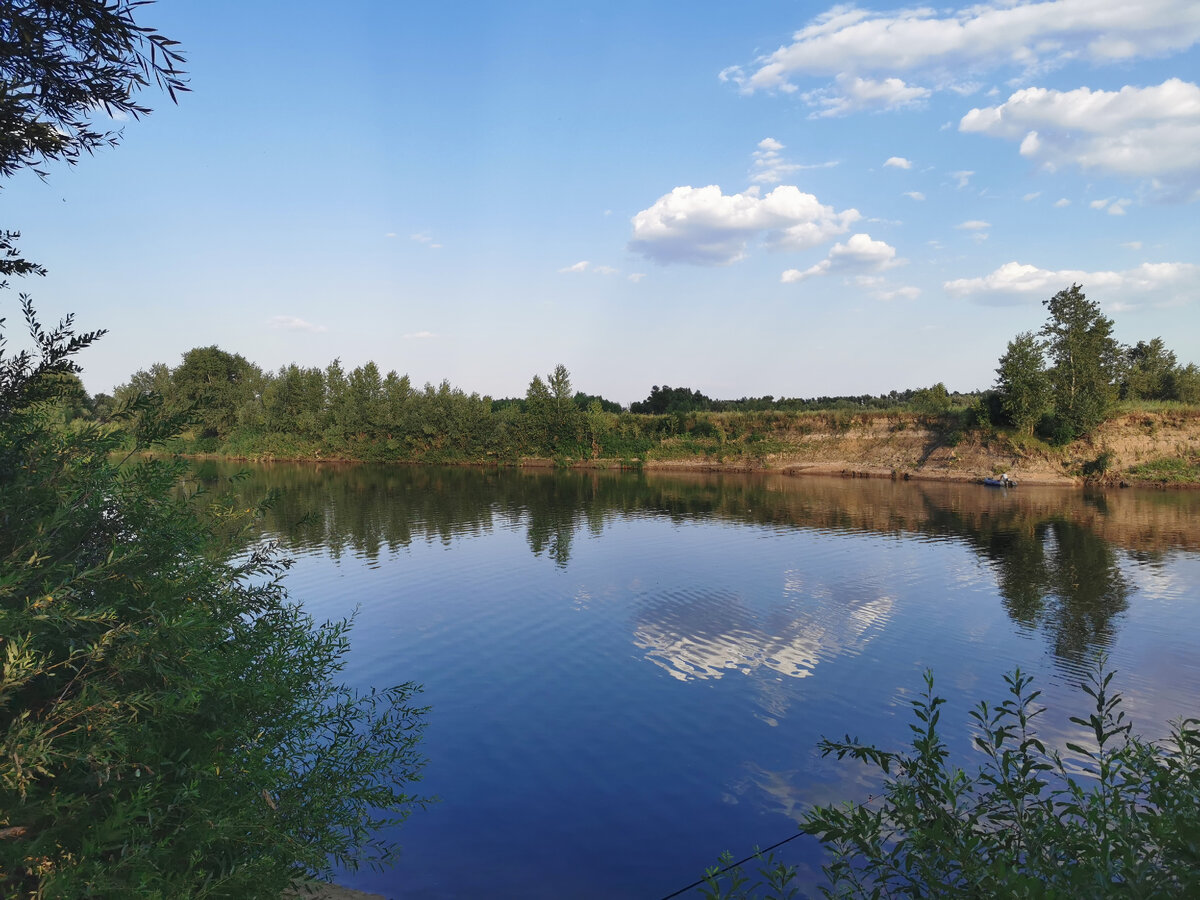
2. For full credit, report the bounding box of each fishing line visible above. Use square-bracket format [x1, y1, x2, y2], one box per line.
[653, 792, 879, 900]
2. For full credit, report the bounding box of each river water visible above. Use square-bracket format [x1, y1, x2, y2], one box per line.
[202, 462, 1200, 899]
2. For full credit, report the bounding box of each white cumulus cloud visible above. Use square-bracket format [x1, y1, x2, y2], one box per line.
[559, 260, 590, 273]
[629, 184, 861, 266]
[781, 233, 902, 282]
[904, 191, 926, 201]
[944, 259, 1198, 305]
[884, 156, 913, 169]
[959, 78, 1200, 183]
[722, 1, 1200, 108]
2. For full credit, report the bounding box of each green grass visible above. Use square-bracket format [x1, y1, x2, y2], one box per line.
[1125, 454, 1200, 485]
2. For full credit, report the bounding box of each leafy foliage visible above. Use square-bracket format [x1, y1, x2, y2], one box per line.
[804, 665, 1200, 897]
[0, 0, 187, 181]
[994, 331, 1051, 434]
[1040, 285, 1122, 441]
[0, 307, 430, 898]
[698, 665, 1200, 898]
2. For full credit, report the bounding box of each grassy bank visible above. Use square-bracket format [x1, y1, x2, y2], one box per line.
[150, 406, 1200, 488]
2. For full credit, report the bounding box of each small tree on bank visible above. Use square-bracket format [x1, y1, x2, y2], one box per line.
[994, 331, 1051, 434]
[1040, 284, 1121, 441]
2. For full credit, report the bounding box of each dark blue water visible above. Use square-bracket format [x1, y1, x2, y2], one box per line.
[205, 463, 1200, 899]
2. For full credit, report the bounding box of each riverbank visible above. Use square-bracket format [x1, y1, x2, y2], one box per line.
[634, 409, 1200, 488]
[186, 409, 1200, 488]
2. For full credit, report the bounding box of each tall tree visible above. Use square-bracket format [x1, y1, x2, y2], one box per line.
[1040, 285, 1121, 439]
[171, 345, 261, 438]
[994, 332, 1051, 433]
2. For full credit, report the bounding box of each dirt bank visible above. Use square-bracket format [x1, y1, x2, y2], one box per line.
[562, 410, 1200, 488]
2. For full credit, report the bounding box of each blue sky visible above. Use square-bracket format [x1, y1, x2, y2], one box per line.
[7, 0, 1199, 404]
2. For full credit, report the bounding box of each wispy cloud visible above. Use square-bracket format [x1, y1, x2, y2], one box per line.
[559, 260, 618, 275]
[409, 232, 443, 248]
[403, 330, 436, 340]
[802, 75, 931, 117]
[269, 315, 327, 334]
[1089, 197, 1131, 215]
[751, 137, 837, 184]
[903, 191, 926, 201]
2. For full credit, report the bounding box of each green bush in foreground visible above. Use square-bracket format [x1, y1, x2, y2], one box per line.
[1, 302, 430, 898]
[700, 665, 1200, 898]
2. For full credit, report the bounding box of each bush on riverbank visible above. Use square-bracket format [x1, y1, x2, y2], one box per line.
[1, 306, 430, 898]
[697, 664, 1200, 898]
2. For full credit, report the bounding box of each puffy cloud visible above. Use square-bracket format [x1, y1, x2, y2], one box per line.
[781, 233, 902, 282]
[884, 156, 913, 169]
[1054, 197, 1072, 207]
[559, 260, 590, 273]
[1023, 191, 1042, 201]
[630, 184, 861, 266]
[944, 260, 1198, 304]
[723, 1, 1200, 101]
[960, 79, 1200, 181]
[903, 191, 926, 201]
[804, 75, 931, 117]
[268, 315, 327, 334]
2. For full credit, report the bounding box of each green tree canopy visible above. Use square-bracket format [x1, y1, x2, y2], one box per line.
[1040, 284, 1121, 440]
[172, 345, 261, 438]
[1122, 338, 1177, 401]
[994, 331, 1051, 433]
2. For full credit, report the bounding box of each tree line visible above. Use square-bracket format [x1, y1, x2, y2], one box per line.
[994, 284, 1200, 441]
[51, 291, 1195, 464]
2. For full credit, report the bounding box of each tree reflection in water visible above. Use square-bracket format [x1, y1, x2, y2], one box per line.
[202, 462, 1195, 668]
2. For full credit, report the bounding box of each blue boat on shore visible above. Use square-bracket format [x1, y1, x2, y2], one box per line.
[983, 474, 1017, 487]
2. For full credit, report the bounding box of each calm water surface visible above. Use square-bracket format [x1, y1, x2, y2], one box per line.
[204, 462, 1200, 899]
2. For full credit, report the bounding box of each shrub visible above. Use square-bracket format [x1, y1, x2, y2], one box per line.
[696, 663, 1200, 898]
[1, 304, 430, 898]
